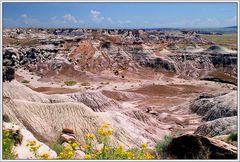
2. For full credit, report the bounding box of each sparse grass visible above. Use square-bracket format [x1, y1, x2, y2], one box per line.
[64, 81, 77, 86]
[155, 135, 173, 159]
[50, 142, 65, 155]
[176, 42, 195, 49]
[81, 81, 90, 86]
[21, 80, 30, 84]
[2, 129, 17, 159]
[200, 33, 237, 50]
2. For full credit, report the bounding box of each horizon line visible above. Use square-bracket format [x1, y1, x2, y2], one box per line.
[3, 25, 237, 30]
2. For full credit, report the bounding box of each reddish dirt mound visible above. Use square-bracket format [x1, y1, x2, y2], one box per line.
[137, 97, 184, 107]
[31, 87, 80, 94]
[102, 90, 129, 101]
[69, 40, 96, 61]
[39, 64, 91, 82]
[130, 84, 205, 97]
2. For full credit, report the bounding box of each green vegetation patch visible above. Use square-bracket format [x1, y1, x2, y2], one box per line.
[81, 81, 91, 86]
[155, 135, 173, 159]
[64, 81, 77, 86]
[21, 80, 30, 84]
[227, 132, 237, 142]
[50, 142, 65, 155]
[3, 129, 17, 159]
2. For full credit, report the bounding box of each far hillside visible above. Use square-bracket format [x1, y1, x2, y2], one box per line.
[200, 33, 237, 50]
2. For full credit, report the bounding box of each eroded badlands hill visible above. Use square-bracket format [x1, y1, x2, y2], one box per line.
[3, 28, 238, 159]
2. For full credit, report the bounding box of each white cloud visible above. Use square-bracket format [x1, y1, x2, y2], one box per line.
[63, 14, 83, 24]
[19, 14, 38, 25]
[117, 20, 131, 24]
[106, 17, 114, 24]
[20, 14, 28, 19]
[51, 16, 66, 24]
[90, 10, 132, 25]
[90, 10, 104, 23]
[106, 17, 132, 25]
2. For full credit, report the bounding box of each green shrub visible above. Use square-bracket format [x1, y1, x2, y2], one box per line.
[64, 81, 77, 86]
[50, 142, 65, 155]
[155, 135, 172, 159]
[81, 81, 90, 86]
[227, 132, 237, 142]
[2, 129, 16, 159]
[21, 80, 30, 84]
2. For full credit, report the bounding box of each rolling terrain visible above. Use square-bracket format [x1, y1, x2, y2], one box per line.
[2, 28, 238, 159]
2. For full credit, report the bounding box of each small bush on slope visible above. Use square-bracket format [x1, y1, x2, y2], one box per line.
[155, 134, 173, 159]
[50, 142, 65, 155]
[81, 81, 90, 86]
[64, 81, 77, 86]
[21, 80, 30, 84]
[227, 132, 237, 142]
[2, 129, 17, 159]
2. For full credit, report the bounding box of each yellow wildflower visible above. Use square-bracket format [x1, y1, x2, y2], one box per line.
[141, 143, 148, 149]
[143, 152, 154, 160]
[85, 154, 92, 160]
[30, 146, 39, 152]
[85, 133, 95, 140]
[126, 152, 135, 160]
[71, 142, 78, 149]
[65, 146, 72, 152]
[82, 144, 90, 149]
[40, 153, 50, 159]
[101, 123, 110, 128]
[98, 127, 112, 137]
[68, 151, 74, 157]
[28, 140, 37, 147]
[117, 144, 123, 151]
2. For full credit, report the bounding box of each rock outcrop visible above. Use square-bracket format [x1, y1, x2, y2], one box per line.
[167, 134, 237, 159]
[191, 91, 237, 138]
[194, 116, 237, 137]
[3, 48, 16, 82]
[190, 91, 237, 121]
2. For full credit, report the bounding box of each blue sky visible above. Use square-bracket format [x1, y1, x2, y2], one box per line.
[3, 2, 237, 28]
